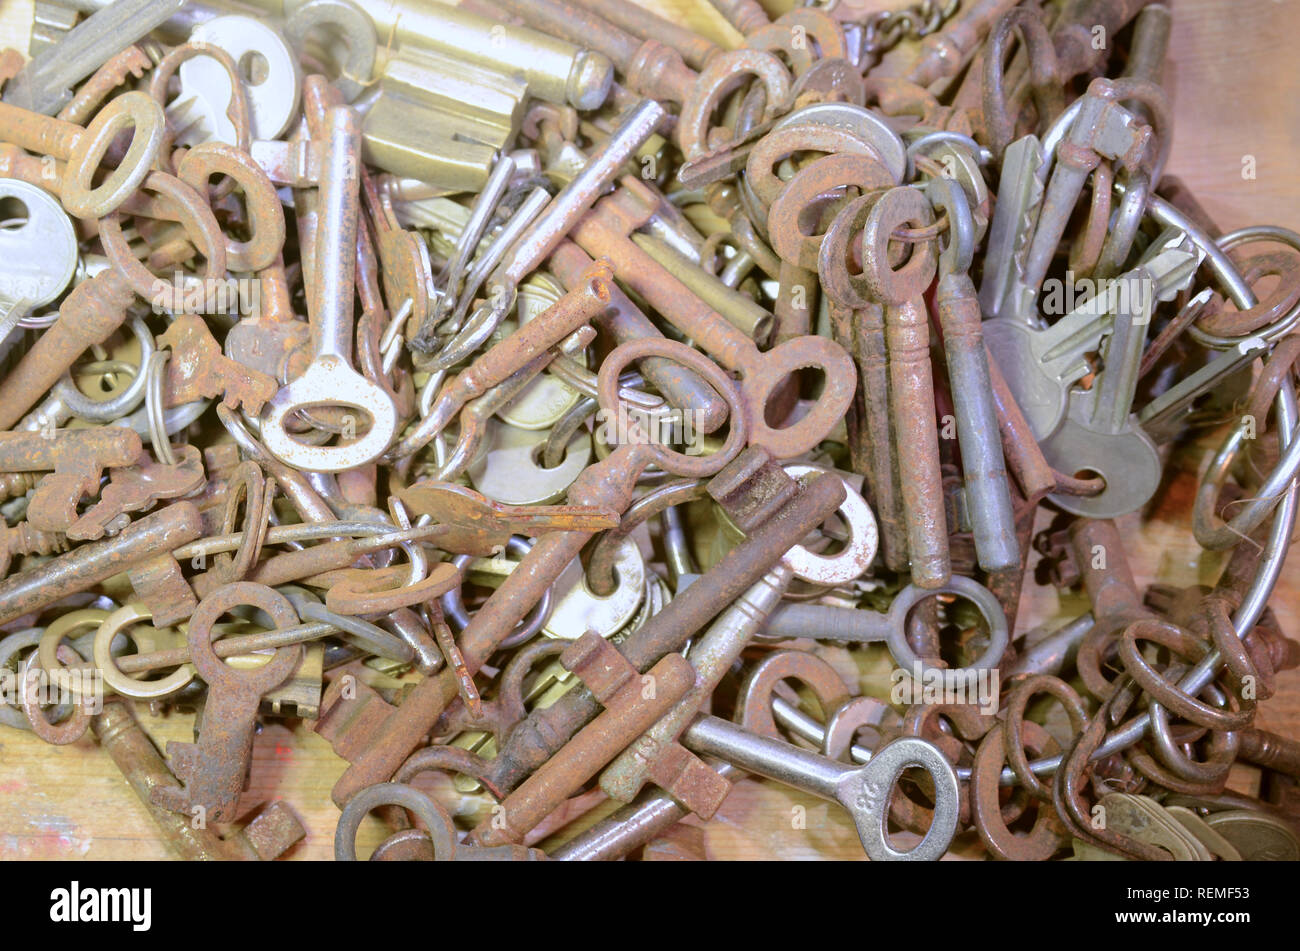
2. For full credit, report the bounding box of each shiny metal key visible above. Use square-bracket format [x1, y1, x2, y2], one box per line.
[1037, 230, 1203, 517]
[0, 179, 77, 345]
[260, 102, 398, 472]
[3, 0, 186, 115]
[682, 715, 959, 861]
[978, 135, 1048, 324]
[984, 228, 1201, 441]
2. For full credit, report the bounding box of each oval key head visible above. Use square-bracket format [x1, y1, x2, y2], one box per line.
[63, 91, 165, 219]
[743, 336, 858, 460]
[259, 357, 399, 472]
[838, 736, 959, 862]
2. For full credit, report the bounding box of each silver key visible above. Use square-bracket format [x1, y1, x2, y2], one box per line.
[3, 0, 187, 115]
[978, 135, 1048, 324]
[984, 228, 1201, 441]
[260, 104, 399, 472]
[1036, 239, 1201, 518]
[173, 15, 302, 146]
[681, 715, 959, 861]
[0, 179, 78, 345]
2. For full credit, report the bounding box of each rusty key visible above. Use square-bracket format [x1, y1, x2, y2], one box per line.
[469, 632, 697, 847]
[860, 187, 950, 588]
[329, 339, 747, 806]
[152, 583, 304, 824]
[0, 428, 142, 533]
[572, 177, 856, 459]
[0, 501, 203, 627]
[0, 269, 136, 430]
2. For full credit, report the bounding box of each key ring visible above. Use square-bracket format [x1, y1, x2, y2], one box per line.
[93, 603, 195, 700]
[1188, 226, 1300, 348]
[52, 316, 154, 422]
[1191, 409, 1300, 550]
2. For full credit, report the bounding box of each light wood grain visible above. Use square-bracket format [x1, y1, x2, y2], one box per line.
[0, 0, 1297, 861]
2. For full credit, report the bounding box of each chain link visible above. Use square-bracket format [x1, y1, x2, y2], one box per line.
[805, 0, 962, 58]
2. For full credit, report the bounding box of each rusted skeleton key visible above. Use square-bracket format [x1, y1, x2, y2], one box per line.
[94, 698, 307, 861]
[820, 194, 909, 572]
[0, 269, 135, 430]
[394, 481, 620, 556]
[68, 443, 207, 541]
[0, 502, 203, 627]
[328, 339, 747, 806]
[160, 314, 278, 413]
[467, 632, 697, 847]
[153, 583, 304, 824]
[464, 455, 849, 799]
[860, 187, 950, 589]
[571, 177, 856, 459]
[0, 428, 142, 533]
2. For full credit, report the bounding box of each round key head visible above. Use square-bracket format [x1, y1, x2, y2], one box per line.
[0, 179, 77, 309]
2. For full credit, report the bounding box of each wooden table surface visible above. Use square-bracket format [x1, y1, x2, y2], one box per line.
[0, 0, 1297, 861]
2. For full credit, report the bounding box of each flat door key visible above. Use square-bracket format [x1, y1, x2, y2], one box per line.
[152, 583, 304, 824]
[2, 0, 186, 116]
[681, 715, 959, 861]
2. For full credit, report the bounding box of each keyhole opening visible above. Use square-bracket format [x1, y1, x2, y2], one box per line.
[1072, 467, 1107, 492]
[763, 366, 825, 429]
[901, 592, 993, 669]
[0, 195, 29, 230]
[531, 441, 568, 470]
[887, 766, 937, 842]
[239, 50, 270, 86]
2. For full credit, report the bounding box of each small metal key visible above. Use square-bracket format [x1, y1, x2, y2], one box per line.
[1037, 232, 1202, 517]
[681, 715, 960, 861]
[929, 178, 1019, 572]
[152, 583, 304, 824]
[984, 228, 1200, 441]
[260, 98, 398, 472]
[763, 574, 1010, 675]
[861, 187, 949, 588]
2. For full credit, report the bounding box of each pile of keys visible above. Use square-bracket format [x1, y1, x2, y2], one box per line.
[0, 0, 1298, 863]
